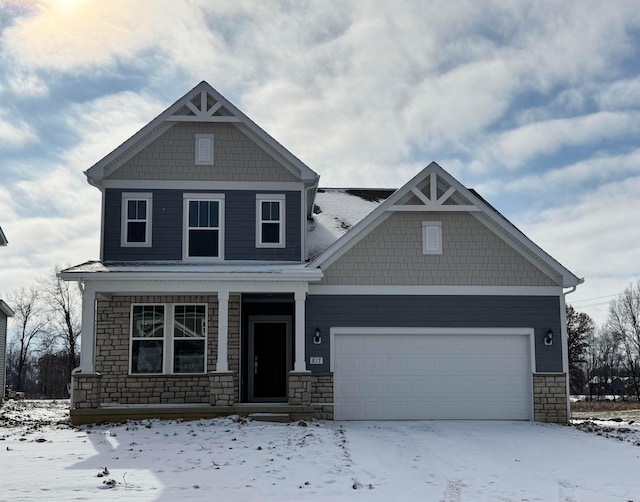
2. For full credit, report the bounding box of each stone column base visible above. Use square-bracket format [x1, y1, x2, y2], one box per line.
[71, 372, 102, 409]
[209, 371, 236, 406]
[288, 371, 312, 406]
[533, 373, 568, 424]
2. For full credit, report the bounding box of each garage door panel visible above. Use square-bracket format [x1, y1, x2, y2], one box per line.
[334, 332, 532, 420]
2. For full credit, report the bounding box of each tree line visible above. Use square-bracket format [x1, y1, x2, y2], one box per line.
[568, 280, 640, 399]
[4, 267, 80, 398]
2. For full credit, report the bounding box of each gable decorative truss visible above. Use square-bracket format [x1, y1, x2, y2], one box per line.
[166, 89, 241, 123]
[84, 81, 319, 187]
[309, 162, 582, 288]
[389, 171, 479, 212]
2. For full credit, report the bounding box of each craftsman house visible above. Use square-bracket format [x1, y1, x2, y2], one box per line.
[61, 81, 582, 425]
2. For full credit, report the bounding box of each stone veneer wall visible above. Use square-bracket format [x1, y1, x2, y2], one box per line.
[533, 373, 568, 424]
[94, 295, 240, 405]
[289, 372, 334, 420]
[310, 373, 334, 420]
[71, 373, 102, 409]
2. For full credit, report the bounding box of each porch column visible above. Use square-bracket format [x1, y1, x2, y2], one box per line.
[294, 291, 308, 371]
[79, 283, 96, 373]
[216, 291, 229, 372]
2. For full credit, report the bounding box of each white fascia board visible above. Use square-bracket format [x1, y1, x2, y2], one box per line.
[0, 226, 7, 246]
[308, 285, 563, 296]
[0, 299, 15, 317]
[102, 180, 305, 191]
[59, 269, 323, 284]
[61, 278, 317, 296]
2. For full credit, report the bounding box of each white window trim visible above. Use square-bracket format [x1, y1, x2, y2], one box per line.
[195, 134, 214, 165]
[121, 192, 152, 247]
[183, 193, 225, 261]
[129, 303, 208, 375]
[256, 193, 286, 248]
[422, 220, 442, 255]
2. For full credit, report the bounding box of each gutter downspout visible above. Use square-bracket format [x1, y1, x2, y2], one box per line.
[562, 282, 581, 422]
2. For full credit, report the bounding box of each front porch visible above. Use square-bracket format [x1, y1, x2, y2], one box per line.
[69, 402, 316, 425]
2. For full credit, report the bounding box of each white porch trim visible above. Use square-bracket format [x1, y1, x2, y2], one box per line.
[294, 291, 308, 372]
[216, 291, 230, 372]
[79, 282, 97, 373]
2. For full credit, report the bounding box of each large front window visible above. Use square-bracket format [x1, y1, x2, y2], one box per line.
[130, 304, 207, 374]
[183, 194, 224, 259]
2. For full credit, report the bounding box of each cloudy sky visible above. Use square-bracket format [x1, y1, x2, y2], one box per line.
[0, 0, 639, 326]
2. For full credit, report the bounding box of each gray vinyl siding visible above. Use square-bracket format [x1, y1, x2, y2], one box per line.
[0, 312, 7, 401]
[305, 295, 562, 373]
[103, 189, 301, 262]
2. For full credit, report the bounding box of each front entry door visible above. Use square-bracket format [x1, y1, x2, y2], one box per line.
[248, 316, 292, 401]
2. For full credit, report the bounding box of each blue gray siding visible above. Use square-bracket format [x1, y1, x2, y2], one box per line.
[305, 295, 563, 373]
[103, 189, 301, 261]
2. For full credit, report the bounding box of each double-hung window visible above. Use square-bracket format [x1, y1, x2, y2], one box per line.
[183, 194, 224, 259]
[256, 194, 285, 248]
[121, 193, 152, 247]
[130, 304, 207, 374]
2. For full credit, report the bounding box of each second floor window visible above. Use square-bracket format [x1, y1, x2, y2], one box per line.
[256, 194, 285, 248]
[121, 192, 152, 247]
[183, 194, 224, 259]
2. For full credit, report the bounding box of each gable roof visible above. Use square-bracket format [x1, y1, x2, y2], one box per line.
[85, 81, 320, 188]
[308, 162, 583, 288]
[0, 226, 7, 246]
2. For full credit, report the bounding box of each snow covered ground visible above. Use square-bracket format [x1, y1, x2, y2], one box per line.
[1, 401, 640, 501]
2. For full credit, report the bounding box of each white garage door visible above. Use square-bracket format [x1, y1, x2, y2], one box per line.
[333, 328, 533, 420]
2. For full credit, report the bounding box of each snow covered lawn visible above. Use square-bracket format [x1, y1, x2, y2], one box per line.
[1, 401, 639, 501]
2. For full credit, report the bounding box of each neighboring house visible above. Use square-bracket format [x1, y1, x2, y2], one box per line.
[1, 226, 14, 404]
[60, 81, 582, 425]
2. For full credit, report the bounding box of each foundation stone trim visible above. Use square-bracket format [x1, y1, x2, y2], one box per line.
[209, 371, 236, 406]
[71, 372, 103, 409]
[533, 373, 568, 424]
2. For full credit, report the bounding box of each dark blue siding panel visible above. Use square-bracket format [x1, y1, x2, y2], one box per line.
[103, 189, 301, 261]
[226, 191, 301, 261]
[305, 295, 563, 373]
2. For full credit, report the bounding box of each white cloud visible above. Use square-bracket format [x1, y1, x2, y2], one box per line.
[522, 176, 640, 325]
[0, 112, 37, 147]
[476, 112, 640, 170]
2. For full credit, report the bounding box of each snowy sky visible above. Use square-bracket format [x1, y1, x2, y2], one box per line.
[1, 0, 639, 325]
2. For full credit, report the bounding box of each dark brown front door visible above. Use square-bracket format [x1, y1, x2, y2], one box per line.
[248, 317, 291, 401]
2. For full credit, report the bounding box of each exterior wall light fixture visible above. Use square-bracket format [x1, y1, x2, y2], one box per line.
[313, 327, 322, 344]
[544, 328, 554, 346]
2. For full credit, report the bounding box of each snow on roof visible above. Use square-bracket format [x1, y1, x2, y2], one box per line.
[307, 189, 394, 260]
[62, 260, 315, 275]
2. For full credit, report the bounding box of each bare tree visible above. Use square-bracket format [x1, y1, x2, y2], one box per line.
[607, 281, 640, 400]
[39, 267, 81, 383]
[566, 304, 594, 395]
[6, 286, 48, 391]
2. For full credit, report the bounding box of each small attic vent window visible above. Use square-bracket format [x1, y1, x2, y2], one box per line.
[422, 221, 442, 255]
[195, 134, 214, 165]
